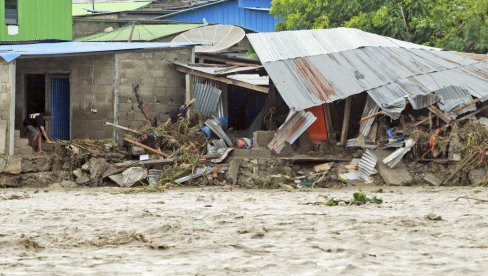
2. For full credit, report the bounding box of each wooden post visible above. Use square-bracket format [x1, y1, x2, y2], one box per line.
[185, 74, 192, 104]
[340, 97, 352, 146]
[323, 103, 334, 141]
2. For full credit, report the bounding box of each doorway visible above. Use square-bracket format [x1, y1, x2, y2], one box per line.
[25, 74, 46, 116]
[49, 77, 70, 140]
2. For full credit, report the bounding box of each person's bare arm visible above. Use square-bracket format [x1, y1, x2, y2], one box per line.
[39, 126, 52, 143]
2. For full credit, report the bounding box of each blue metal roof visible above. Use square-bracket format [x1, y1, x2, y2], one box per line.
[158, 0, 281, 32]
[0, 41, 197, 62]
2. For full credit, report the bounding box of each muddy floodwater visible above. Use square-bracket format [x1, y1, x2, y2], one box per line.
[1, 186, 488, 275]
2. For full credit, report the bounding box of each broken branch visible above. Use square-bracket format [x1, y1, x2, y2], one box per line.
[124, 137, 169, 158]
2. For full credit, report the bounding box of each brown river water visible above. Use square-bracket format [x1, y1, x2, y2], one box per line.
[0, 186, 487, 275]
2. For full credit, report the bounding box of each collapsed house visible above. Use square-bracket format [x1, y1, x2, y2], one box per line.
[245, 27, 488, 185]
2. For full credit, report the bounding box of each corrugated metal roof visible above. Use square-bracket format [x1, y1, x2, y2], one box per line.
[263, 46, 488, 111]
[436, 86, 476, 118]
[227, 74, 269, 85]
[173, 61, 262, 75]
[358, 150, 378, 181]
[367, 62, 488, 110]
[159, 0, 281, 33]
[248, 28, 440, 63]
[73, 2, 151, 16]
[77, 24, 203, 42]
[383, 139, 416, 168]
[0, 42, 198, 62]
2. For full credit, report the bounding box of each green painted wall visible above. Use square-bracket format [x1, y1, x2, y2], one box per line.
[0, 0, 72, 41]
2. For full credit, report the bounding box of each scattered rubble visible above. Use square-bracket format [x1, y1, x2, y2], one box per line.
[4, 88, 488, 189]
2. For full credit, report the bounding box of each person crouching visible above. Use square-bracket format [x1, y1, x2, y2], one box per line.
[23, 111, 53, 153]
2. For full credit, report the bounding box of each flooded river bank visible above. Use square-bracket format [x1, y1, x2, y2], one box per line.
[0, 186, 487, 275]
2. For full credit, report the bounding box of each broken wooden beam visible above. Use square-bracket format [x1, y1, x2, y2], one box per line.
[359, 111, 382, 123]
[105, 122, 140, 135]
[450, 105, 488, 125]
[340, 97, 352, 146]
[323, 103, 335, 141]
[200, 154, 221, 160]
[450, 98, 480, 114]
[427, 105, 452, 124]
[176, 67, 269, 93]
[124, 137, 169, 158]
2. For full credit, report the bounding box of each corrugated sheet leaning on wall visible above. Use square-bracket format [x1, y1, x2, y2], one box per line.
[193, 82, 222, 114]
[268, 111, 317, 154]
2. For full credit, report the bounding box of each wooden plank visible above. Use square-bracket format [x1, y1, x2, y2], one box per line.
[450, 98, 480, 113]
[279, 155, 350, 162]
[340, 97, 352, 146]
[323, 103, 335, 141]
[124, 137, 169, 158]
[450, 105, 488, 125]
[200, 154, 221, 160]
[427, 105, 451, 124]
[214, 65, 240, 74]
[105, 122, 140, 134]
[176, 67, 269, 93]
[196, 54, 261, 65]
[359, 111, 382, 123]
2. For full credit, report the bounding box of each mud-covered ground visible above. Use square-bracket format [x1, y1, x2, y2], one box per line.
[1, 186, 487, 275]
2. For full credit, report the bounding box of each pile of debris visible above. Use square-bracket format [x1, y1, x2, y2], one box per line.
[61, 101, 240, 187]
[346, 96, 488, 186]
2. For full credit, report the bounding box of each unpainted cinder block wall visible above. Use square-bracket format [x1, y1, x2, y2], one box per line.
[73, 19, 128, 39]
[16, 54, 116, 140]
[14, 47, 192, 141]
[70, 55, 116, 139]
[117, 48, 192, 130]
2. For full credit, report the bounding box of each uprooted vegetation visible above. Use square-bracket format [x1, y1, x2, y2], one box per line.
[323, 190, 383, 206]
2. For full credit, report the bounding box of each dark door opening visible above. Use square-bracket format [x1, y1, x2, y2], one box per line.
[50, 77, 70, 140]
[25, 74, 46, 116]
[228, 86, 268, 130]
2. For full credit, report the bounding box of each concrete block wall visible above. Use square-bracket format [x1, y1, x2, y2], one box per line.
[73, 20, 128, 39]
[16, 55, 116, 140]
[117, 48, 192, 129]
[70, 55, 115, 139]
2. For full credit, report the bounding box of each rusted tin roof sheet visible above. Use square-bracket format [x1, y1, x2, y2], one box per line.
[263, 46, 488, 111]
[268, 111, 317, 153]
[248, 27, 440, 63]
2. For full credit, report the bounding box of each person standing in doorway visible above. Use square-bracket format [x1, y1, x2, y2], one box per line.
[23, 111, 53, 153]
